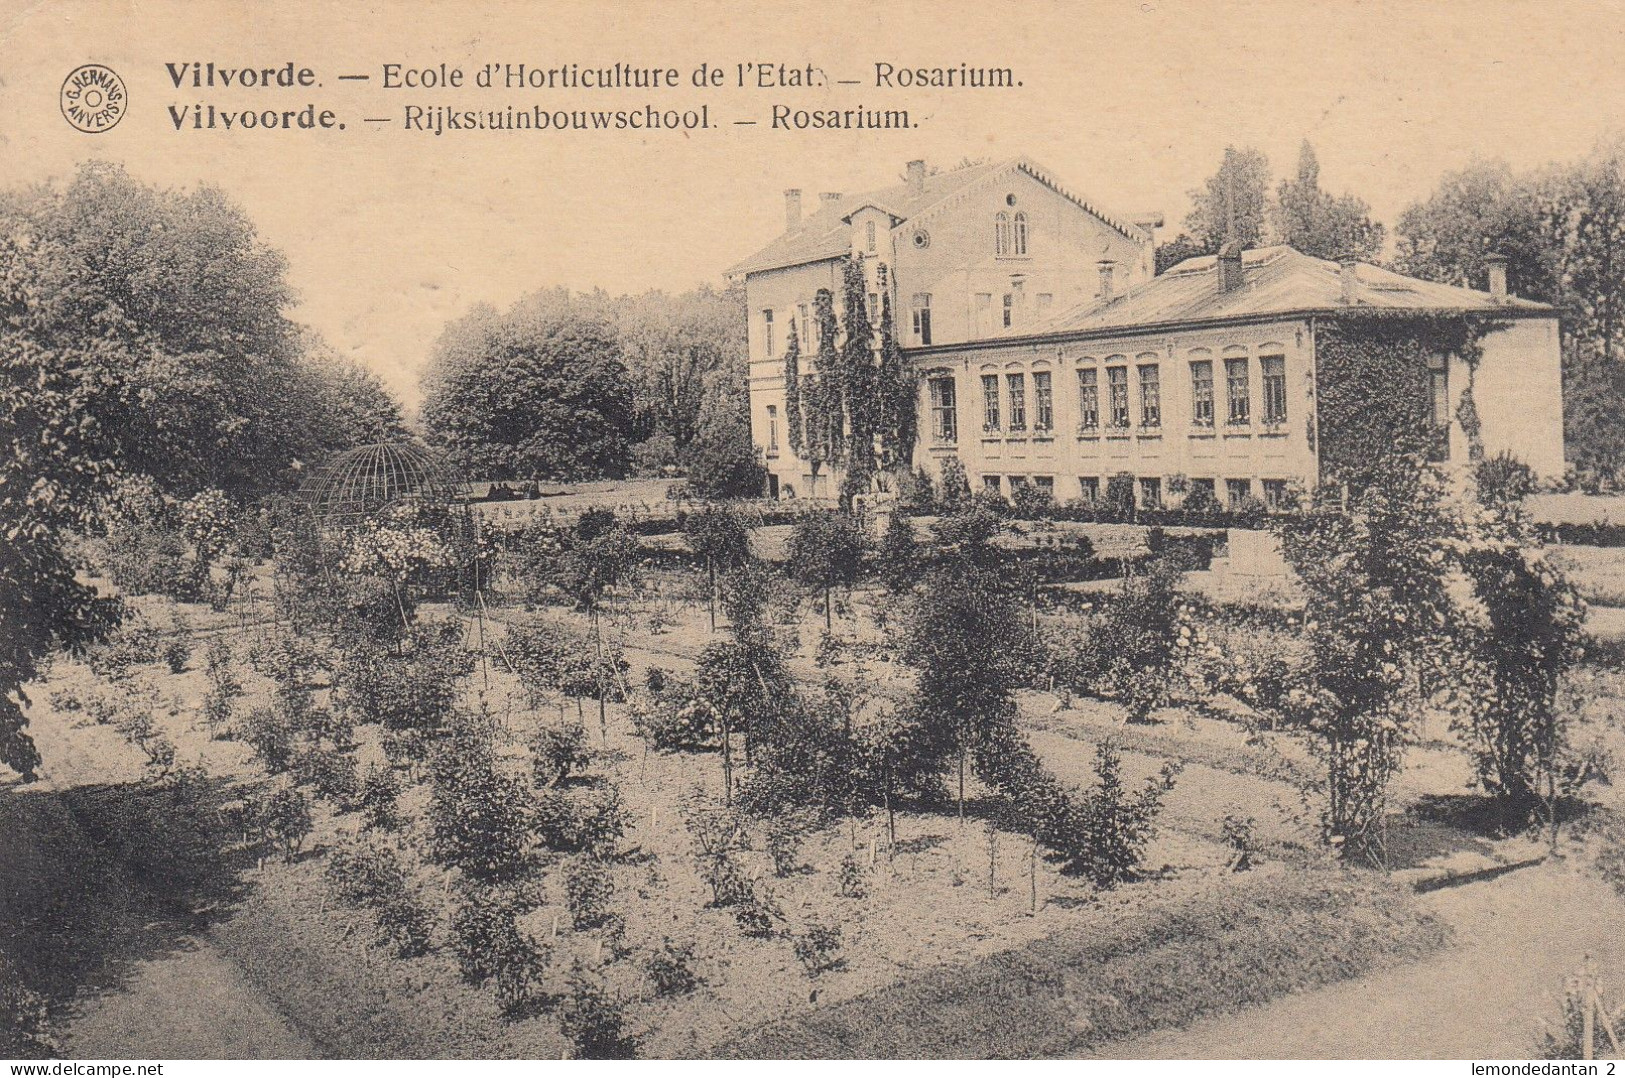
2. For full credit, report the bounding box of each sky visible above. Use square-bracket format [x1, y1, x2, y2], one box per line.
[3, 0, 1625, 410]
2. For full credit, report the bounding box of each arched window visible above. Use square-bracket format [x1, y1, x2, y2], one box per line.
[1013, 212, 1029, 256]
[995, 212, 1010, 256]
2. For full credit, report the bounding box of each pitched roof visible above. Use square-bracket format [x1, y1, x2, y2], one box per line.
[1028, 245, 1553, 338]
[724, 156, 1149, 278]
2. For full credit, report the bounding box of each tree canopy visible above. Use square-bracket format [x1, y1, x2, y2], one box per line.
[420, 290, 637, 480]
[0, 162, 393, 496]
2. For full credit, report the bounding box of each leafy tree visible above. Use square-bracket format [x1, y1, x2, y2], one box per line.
[421, 291, 636, 480]
[785, 512, 869, 631]
[682, 502, 754, 630]
[903, 556, 1027, 818]
[875, 284, 917, 473]
[1272, 461, 1462, 864]
[1270, 141, 1385, 260]
[1393, 158, 1559, 303]
[1448, 463, 1587, 831]
[682, 413, 766, 499]
[1183, 146, 1271, 253]
[614, 283, 746, 455]
[1154, 232, 1207, 274]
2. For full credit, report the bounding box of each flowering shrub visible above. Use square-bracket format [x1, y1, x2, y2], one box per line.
[178, 488, 236, 565]
[337, 502, 457, 585]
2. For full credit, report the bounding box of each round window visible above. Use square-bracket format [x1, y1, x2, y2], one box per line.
[913, 229, 931, 249]
[1006, 193, 1017, 206]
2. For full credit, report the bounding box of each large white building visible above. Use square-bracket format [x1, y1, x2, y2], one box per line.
[727, 157, 1564, 504]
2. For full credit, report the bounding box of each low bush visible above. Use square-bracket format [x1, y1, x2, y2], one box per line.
[836, 854, 867, 899]
[294, 746, 361, 808]
[247, 786, 313, 862]
[86, 615, 163, 678]
[559, 966, 638, 1059]
[793, 920, 844, 978]
[764, 810, 820, 877]
[629, 673, 717, 752]
[532, 718, 591, 786]
[534, 783, 629, 856]
[375, 890, 435, 958]
[645, 938, 699, 997]
[358, 762, 403, 831]
[427, 734, 534, 882]
[566, 856, 616, 929]
[731, 883, 783, 938]
[325, 836, 409, 908]
[450, 888, 546, 1014]
[241, 706, 298, 774]
[161, 632, 192, 674]
[1221, 813, 1260, 872]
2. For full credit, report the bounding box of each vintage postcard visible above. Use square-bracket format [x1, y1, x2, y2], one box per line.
[2, 0, 1623, 1065]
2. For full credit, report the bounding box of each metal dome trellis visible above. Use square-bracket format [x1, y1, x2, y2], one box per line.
[300, 441, 470, 527]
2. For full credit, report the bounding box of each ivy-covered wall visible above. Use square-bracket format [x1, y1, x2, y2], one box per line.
[1312, 314, 1489, 486]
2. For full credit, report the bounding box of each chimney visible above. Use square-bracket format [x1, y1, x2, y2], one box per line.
[906, 159, 926, 196]
[784, 189, 802, 231]
[1096, 260, 1117, 304]
[1485, 253, 1508, 303]
[1131, 212, 1164, 240]
[1337, 253, 1359, 305]
[819, 191, 842, 209]
[1217, 240, 1245, 294]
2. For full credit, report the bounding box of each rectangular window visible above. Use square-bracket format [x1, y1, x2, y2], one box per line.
[1138, 364, 1161, 428]
[865, 220, 877, 254]
[1226, 478, 1252, 508]
[1002, 293, 1014, 329]
[983, 475, 1002, 494]
[1079, 476, 1100, 503]
[911, 293, 933, 346]
[1140, 477, 1162, 509]
[1034, 371, 1054, 431]
[767, 405, 779, 453]
[1007, 373, 1027, 431]
[797, 304, 810, 349]
[1429, 355, 1450, 461]
[975, 293, 993, 336]
[1035, 475, 1055, 496]
[763, 309, 775, 358]
[1190, 477, 1216, 503]
[1263, 479, 1289, 510]
[868, 293, 879, 319]
[929, 375, 957, 443]
[1261, 355, 1287, 424]
[1009, 475, 1030, 493]
[1225, 357, 1251, 424]
[1191, 360, 1215, 426]
[981, 374, 1001, 432]
[1107, 366, 1131, 428]
[1077, 368, 1100, 430]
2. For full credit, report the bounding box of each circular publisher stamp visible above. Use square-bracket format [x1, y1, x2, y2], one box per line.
[60, 64, 127, 133]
